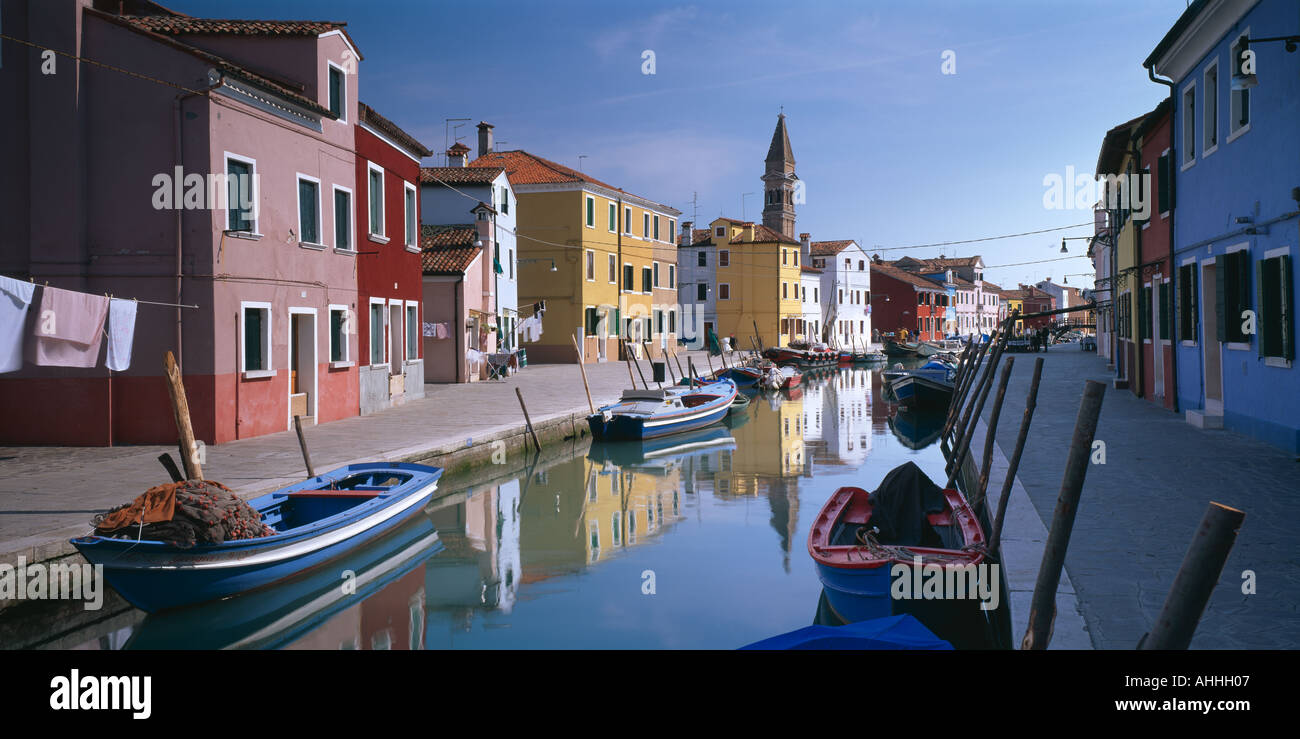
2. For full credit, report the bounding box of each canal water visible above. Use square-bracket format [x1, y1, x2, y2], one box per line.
[12, 364, 978, 650]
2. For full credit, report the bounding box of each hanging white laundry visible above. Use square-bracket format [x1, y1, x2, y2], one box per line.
[28, 286, 109, 368]
[0, 276, 37, 373]
[105, 298, 138, 372]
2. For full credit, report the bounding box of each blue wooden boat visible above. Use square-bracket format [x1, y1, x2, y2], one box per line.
[888, 407, 946, 450]
[587, 379, 737, 441]
[72, 462, 443, 613]
[807, 462, 986, 626]
[881, 358, 954, 384]
[123, 512, 443, 649]
[888, 373, 955, 410]
[740, 614, 952, 650]
[714, 365, 762, 386]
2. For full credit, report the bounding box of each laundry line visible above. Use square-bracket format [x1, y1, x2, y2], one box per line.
[6, 274, 201, 310]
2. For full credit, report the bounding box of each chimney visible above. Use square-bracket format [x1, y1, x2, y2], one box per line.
[742, 223, 754, 242]
[681, 221, 693, 246]
[477, 121, 495, 158]
[799, 232, 811, 264]
[446, 142, 470, 167]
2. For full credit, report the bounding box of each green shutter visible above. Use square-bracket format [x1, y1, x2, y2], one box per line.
[1238, 251, 1251, 345]
[1157, 154, 1170, 214]
[1257, 258, 1268, 356]
[1281, 256, 1294, 360]
[1215, 257, 1226, 342]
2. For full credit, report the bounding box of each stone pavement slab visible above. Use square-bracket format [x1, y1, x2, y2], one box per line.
[975, 349, 1300, 649]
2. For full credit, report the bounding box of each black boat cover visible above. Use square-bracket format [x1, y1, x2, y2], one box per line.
[867, 462, 947, 546]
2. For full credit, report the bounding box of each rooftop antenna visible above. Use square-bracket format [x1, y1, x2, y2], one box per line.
[742, 192, 755, 221]
[577, 155, 588, 172]
[691, 191, 699, 224]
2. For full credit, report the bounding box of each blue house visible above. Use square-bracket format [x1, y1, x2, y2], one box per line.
[1145, 0, 1299, 453]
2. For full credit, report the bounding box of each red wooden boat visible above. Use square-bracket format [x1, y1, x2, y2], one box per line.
[807, 462, 986, 624]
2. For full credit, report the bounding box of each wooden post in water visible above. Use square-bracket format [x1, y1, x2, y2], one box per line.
[946, 333, 994, 439]
[705, 350, 716, 379]
[1139, 502, 1246, 650]
[1021, 379, 1106, 650]
[670, 347, 686, 384]
[515, 387, 542, 453]
[163, 350, 203, 480]
[630, 342, 651, 389]
[293, 415, 316, 478]
[950, 333, 1005, 475]
[688, 357, 699, 388]
[972, 357, 1016, 516]
[641, 341, 662, 389]
[621, 339, 639, 389]
[572, 336, 595, 415]
[989, 357, 1044, 555]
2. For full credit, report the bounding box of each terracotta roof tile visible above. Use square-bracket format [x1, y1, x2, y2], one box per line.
[420, 167, 504, 186]
[726, 222, 799, 246]
[468, 150, 676, 212]
[808, 240, 854, 256]
[420, 225, 481, 273]
[870, 262, 944, 291]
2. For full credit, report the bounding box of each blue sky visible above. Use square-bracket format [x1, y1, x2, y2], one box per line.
[178, 0, 1191, 290]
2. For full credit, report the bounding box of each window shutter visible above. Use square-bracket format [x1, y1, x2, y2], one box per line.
[1281, 256, 1294, 360]
[1237, 251, 1251, 345]
[1157, 154, 1170, 214]
[1257, 258, 1267, 357]
[1159, 282, 1171, 340]
[1215, 258, 1226, 342]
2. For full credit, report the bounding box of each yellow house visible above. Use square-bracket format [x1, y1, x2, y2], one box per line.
[470, 148, 680, 363]
[706, 217, 804, 349]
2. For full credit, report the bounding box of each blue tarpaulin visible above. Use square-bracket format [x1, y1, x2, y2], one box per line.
[739, 614, 953, 650]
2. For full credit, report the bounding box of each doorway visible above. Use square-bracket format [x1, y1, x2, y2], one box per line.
[288, 309, 317, 426]
[1200, 261, 1223, 414]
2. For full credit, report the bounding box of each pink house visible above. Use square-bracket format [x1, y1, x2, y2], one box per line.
[421, 207, 499, 383]
[0, 1, 363, 444]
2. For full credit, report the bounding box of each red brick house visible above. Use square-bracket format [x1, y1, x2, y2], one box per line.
[868, 261, 944, 341]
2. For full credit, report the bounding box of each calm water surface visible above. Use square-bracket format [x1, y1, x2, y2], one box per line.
[47, 364, 958, 650]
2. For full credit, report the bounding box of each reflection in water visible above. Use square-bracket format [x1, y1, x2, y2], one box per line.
[43, 366, 997, 650]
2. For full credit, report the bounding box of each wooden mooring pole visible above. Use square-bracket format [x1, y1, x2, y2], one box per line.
[971, 356, 1015, 516]
[572, 336, 595, 415]
[293, 415, 316, 478]
[989, 357, 1044, 555]
[515, 387, 542, 453]
[1021, 379, 1106, 650]
[622, 339, 639, 389]
[163, 350, 203, 481]
[1139, 502, 1246, 650]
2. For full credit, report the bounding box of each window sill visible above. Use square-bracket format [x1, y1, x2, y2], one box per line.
[369, 363, 390, 371]
[242, 369, 275, 380]
[299, 241, 327, 251]
[329, 360, 355, 370]
[404, 245, 420, 253]
[1225, 342, 1251, 351]
[1202, 143, 1219, 159]
[369, 234, 390, 245]
[1264, 357, 1292, 369]
[225, 231, 263, 241]
[334, 247, 357, 256]
[1181, 340, 1197, 347]
[1226, 123, 1250, 144]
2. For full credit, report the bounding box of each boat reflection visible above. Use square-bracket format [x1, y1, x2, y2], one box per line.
[887, 407, 947, 450]
[124, 513, 443, 650]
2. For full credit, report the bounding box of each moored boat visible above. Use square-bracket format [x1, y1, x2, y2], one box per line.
[72, 463, 444, 613]
[883, 339, 920, 357]
[888, 373, 955, 410]
[807, 462, 986, 626]
[587, 379, 738, 441]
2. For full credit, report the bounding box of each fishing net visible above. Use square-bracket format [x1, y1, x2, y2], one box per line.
[92, 479, 276, 548]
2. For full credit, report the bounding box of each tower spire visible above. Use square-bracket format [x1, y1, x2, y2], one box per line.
[762, 112, 797, 239]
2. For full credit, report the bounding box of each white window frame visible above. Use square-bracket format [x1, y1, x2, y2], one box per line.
[585, 249, 596, 282]
[719, 283, 731, 301]
[624, 207, 633, 235]
[286, 306, 319, 426]
[327, 60, 348, 123]
[295, 173, 324, 249]
[653, 261, 660, 289]
[668, 264, 675, 289]
[328, 303, 353, 367]
[240, 301, 274, 377]
[643, 213, 650, 239]
[1181, 81, 1197, 170]
[403, 181, 418, 251]
[367, 162, 387, 241]
[584, 195, 595, 229]
[223, 152, 260, 236]
[331, 184, 353, 253]
[1202, 58, 1219, 158]
[719, 249, 730, 267]
[608, 202, 616, 233]
[608, 253, 617, 284]
[368, 297, 389, 368]
[404, 300, 420, 361]
[1227, 29, 1252, 143]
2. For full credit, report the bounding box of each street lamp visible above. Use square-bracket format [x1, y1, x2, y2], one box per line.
[519, 257, 558, 272]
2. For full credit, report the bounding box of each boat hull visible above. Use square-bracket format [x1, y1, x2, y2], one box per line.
[889, 374, 954, 410]
[716, 366, 761, 386]
[587, 380, 737, 441]
[71, 463, 442, 613]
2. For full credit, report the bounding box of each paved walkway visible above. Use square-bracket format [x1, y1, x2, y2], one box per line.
[975, 347, 1300, 649]
[0, 350, 723, 569]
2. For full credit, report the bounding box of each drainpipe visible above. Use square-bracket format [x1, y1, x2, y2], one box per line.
[1148, 63, 1178, 412]
[456, 275, 464, 382]
[173, 70, 223, 372]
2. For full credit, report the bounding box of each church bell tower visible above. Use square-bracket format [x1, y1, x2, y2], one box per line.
[761, 113, 797, 239]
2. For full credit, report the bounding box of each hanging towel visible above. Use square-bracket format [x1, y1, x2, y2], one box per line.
[28, 286, 110, 368]
[0, 276, 37, 373]
[105, 298, 138, 371]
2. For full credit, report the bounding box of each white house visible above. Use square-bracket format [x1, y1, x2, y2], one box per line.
[805, 236, 873, 349]
[799, 265, 823, 342]
[421, 145, 521, 351]
[677, 221, 717, 349]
